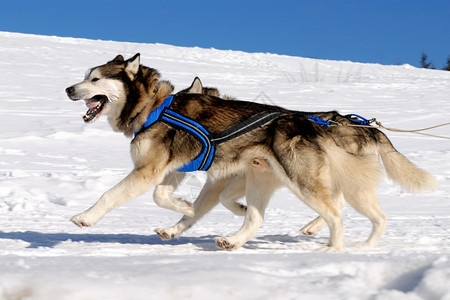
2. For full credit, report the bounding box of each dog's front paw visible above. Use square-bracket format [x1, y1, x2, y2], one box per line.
[71, 213, 96, 227]
[215, 237, 239, 251]
[154, 228, 178, 241]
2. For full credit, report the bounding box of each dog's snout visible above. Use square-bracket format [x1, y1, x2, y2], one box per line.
[65, 86, 75, 95]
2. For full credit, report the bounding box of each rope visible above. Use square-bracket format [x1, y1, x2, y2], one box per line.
[306, 114, 450, 139]
[345, 120, 450, 140]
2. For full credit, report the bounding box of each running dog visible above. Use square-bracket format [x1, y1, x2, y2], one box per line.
[66, 54, 438, 251]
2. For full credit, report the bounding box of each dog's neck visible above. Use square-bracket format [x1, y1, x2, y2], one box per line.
[108, 80, 174, 137]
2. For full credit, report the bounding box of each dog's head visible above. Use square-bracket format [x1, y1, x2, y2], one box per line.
[65, 53, 142, 123]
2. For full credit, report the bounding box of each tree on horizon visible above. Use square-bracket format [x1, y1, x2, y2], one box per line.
[420, 52, 434, 69]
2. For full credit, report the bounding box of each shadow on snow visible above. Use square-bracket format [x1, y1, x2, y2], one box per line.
[0, 230, 218, 250]
[0, 231, 323, 251]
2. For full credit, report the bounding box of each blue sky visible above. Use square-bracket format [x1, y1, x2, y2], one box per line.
[1, 0, 449, 68]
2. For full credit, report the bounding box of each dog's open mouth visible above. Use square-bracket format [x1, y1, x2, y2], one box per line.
[83, 95, 109, 123]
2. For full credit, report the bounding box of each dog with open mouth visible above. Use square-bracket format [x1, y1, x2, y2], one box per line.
[66, 54, 438, 251]
[66, 78, 112, 123]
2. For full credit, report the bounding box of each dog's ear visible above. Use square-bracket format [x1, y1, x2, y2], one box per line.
[125, 53, 140, 80]
[110, 54, 124, 63]
[187, 77, 204, 94]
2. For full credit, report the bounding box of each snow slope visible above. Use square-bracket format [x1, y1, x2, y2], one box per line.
[0, 31, 449, 300]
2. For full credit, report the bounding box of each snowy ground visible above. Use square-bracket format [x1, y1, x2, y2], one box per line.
[0, 31, 449, 300]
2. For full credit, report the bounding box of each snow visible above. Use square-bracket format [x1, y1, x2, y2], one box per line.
[0, 31, 449, 300]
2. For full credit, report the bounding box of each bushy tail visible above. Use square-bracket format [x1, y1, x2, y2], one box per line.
[375, 131, 439, 193]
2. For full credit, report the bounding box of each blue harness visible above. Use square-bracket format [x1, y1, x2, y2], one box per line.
[134, 95, 282, 172]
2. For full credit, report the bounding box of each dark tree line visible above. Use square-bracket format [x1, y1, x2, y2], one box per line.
[421, 52, 450, 71]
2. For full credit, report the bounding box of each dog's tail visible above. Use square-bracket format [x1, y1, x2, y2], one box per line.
[375, 131, 439, 192]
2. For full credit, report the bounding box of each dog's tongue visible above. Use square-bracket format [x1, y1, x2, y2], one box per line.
[84, 98, 100, 109]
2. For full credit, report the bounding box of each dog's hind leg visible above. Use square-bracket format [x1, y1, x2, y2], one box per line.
[154, 176, 232, 240]
[344, 188, 387, 247]
[306, 197, 344, 252]
[300, 191, 345, 236]
[287, 180, 344, 252]
[215, 170, 278, 250]
[71, 166, 167, 227]
[153, 172, 194, 217]
[219, 157, 271, 216]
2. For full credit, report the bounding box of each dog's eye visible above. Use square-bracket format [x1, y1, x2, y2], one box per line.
[91, 78, 100, 82]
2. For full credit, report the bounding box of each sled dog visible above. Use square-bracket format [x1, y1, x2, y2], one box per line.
[66, 54, 438, 251]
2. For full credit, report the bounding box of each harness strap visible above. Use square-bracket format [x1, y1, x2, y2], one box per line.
[134, 95, 283, 172]
[345, 114, 375, 126]
[211, 111, 282, 144]
[307, 116, 333, 126]
[164, 110, 282, 172]
[161, 110, 215, 172]
[139, 95, 174, 131]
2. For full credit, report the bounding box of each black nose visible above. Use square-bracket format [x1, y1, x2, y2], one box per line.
[65, 86, 74, 95]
